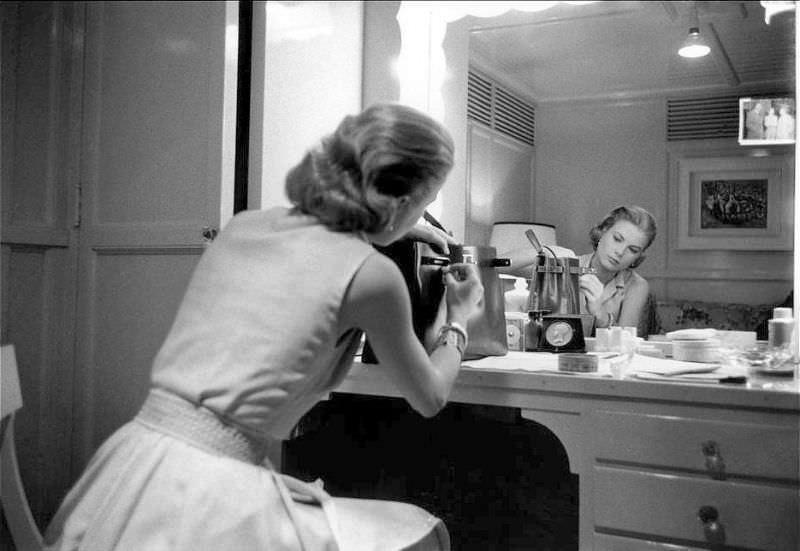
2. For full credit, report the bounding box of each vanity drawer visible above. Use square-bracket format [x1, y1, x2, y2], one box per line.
[594, 466, 799, 551]
[594, 410, 799, 480]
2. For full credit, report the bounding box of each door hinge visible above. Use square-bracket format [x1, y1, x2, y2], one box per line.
[73, 182, 82, 228]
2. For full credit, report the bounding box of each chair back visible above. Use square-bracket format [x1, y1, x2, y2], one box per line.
[2, 345, 23, 420]
[1, 344, 44, 551]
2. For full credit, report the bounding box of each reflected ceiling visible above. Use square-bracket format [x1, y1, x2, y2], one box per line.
[469, 1, 795, 102]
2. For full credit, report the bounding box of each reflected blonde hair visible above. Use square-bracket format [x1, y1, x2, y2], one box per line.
[589, 205, 657, 269]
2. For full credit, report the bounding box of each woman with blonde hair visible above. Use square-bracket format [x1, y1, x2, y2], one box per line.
[578, 204, 657, 335]
[499, 205, 657, 336]
[44, 103, 483, 551]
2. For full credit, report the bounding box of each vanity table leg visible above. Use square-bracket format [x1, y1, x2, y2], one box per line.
[520, 406, 593, 549]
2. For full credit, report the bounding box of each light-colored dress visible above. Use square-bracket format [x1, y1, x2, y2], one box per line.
[44, 207, 449, 551]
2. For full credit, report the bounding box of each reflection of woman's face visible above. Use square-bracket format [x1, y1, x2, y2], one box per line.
[594, 220, 649, 273]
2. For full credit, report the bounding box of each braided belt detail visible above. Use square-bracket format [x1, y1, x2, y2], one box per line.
[135, 388, 271, 465]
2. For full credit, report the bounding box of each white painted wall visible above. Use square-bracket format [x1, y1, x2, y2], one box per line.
[534, 98, 793, 305]
[249, 1, 363, 210]
[534, 98, 669, 272]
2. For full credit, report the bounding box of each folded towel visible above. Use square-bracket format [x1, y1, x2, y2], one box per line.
[665, 328, 718, 341]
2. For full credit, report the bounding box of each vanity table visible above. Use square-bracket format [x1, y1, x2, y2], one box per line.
[334, 355, 799, 551]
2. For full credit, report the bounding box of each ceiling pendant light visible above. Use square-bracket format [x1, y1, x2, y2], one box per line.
[678, 27, 711, 58]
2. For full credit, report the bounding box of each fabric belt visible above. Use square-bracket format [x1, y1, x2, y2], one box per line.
[135, 388, 270, 464]
[134, 388, 342, 551]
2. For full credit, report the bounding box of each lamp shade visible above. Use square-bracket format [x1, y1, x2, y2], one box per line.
[489, 222, 557, 255]
[678, 27, 710, 58]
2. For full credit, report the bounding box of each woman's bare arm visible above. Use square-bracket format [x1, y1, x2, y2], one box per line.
[340, 253, 479, 417]
[617, 274, 649, 331]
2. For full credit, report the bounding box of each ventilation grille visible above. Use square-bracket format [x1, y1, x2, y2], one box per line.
[667, 91, 791, 141]
[468, 69, 535, 146]
[667, 95, 740, 141]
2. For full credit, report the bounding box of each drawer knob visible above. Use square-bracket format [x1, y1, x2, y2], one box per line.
[698, 505, 726, 544]
[701, 440, 726, 480]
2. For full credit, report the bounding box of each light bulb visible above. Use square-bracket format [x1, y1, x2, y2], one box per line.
[678, 27, 711, 58]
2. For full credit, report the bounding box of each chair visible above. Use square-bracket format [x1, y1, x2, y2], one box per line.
[1, 344, 44, 551]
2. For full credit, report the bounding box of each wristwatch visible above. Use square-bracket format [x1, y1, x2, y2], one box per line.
[435, 323, 468, 357]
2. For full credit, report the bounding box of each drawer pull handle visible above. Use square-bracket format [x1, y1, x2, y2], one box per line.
[697, 505, 726, 544]
[701, 440, 726, 480]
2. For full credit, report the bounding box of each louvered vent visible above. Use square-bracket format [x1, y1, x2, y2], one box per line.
[668, 92, 792, 141]
[667, 95, 740, 141]
[468, 69, 535, 146]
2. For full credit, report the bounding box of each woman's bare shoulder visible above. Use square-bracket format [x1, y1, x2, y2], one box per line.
[626, 269, 649, 294]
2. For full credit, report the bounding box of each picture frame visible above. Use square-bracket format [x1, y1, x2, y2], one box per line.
[738, 97, 796, 145]
[675, 155, 793, 250]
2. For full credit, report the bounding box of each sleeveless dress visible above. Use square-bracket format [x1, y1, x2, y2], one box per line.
[44, 207, 449, 551]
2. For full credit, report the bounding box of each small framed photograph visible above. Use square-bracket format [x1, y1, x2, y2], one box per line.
[738, 97, 796, 145]
[675, 155, 793, 250]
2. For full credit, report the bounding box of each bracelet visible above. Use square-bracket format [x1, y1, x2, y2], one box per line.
[434, 323, 468, 357]
[445, 321, 468, 344]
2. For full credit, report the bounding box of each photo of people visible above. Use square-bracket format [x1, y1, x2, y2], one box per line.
[700, 178, 768, 229]
[739, 97, 795, 144]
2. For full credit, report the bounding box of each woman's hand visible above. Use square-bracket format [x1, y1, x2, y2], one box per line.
[442, 263, 483, 325]
[404, 223, 457, 255]
[579, 273, 604, 317]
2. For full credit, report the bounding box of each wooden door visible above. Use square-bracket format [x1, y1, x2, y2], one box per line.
[1, 1, 84, 527]
[71, 0, 239, 473]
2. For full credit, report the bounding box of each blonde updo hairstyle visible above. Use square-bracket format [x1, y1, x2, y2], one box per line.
[589, 205, 657, 269]
[285, 103, 454, 233]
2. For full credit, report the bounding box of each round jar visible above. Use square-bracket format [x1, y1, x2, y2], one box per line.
[672, 339, 721, 363]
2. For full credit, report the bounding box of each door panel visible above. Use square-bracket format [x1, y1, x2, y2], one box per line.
[88, 251, 199, 445]
[1, 1, 83, 526]
[466, 122, 535, 245]
[73, 1, 238, 472]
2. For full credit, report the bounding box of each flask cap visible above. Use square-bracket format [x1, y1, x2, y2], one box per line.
[773, 307, 793, 319]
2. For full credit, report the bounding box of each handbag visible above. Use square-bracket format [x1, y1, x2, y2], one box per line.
[527, 248, 584, 315]
[362, 213, 509, 363]
[445, 244, 510, 359]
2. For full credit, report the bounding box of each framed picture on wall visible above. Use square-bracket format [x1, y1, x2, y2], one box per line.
[675, 155, 793, 250]
[738, 97, 796, 145]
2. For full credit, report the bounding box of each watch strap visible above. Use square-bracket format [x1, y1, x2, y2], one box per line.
[435, 323, 468, 357]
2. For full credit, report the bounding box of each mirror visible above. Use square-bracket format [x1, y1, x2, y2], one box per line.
[458, 1, 795, 307]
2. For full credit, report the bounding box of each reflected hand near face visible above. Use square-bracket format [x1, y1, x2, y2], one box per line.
[405, 224, 457, 255]
[443, 263, 483, 322]
[579, 273, 604, 316]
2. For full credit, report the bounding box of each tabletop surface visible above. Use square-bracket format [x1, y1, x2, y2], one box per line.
[344, 352, 800, 412]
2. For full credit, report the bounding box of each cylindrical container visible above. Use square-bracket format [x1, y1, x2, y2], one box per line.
[608, 326, 623, 352]
[623, 326, 638, 339]
[768, 307, 795, 349]
[595, 328, 609, 352]
[504, 277, 529, 313]
[672, 339, 721, 363]
[505, 312, 527, 351]
[558, 353, 598, 373]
